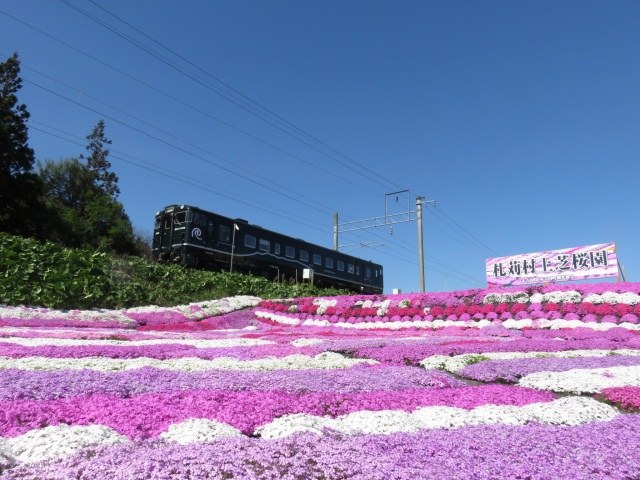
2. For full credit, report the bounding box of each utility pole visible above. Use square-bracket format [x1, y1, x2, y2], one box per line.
[417, 196, 425, 292]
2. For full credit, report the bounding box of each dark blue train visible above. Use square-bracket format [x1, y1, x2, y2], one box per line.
[152, 204, 384, 294]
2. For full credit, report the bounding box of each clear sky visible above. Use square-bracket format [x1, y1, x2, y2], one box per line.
[1, 1, 638, 294]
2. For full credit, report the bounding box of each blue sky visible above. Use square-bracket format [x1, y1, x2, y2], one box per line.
[2, 1, 638, 294]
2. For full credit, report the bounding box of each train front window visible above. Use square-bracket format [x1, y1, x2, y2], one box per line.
[175, 212, 186, 224]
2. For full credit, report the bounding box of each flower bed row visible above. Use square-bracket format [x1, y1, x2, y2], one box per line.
[254, 282, 640, 330]
[1, 283, 640, 478]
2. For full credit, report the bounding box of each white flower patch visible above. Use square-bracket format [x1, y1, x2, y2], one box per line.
[518, 365, 640, 394]
[254, 397, 618, 439]
[126, 296, 262, 321]
[0, 337, 275, 348]
[583, 292, 640, 305]
[5, 424, 129, 465]
[0, 352, 377, 372]
[0, 306, 137, 327]
[0, 296, 262, 328]
[338, 410, 423, 435]
[501, 318, 640, 332]
[411, 406, 472, 429]
[290, 338, 325, 347]
[483, 292, 530, 304]
[502, 319, 534, 329]
[519, 397, 618, 425]
[541, 290, 582, 304]
[419, 349, 640, 374]
[529, 293, 544, 303]
[160, 418, 242, 444]
[312, 298, 338, 315]
[373, 299, 392, 317]
[0, 438, 16, 469]
[301, 319, 332, 327]
[255, 413, 334, 439]
[253, 310, 300, 325]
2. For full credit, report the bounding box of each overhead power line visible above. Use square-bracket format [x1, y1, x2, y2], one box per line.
[58, 0, 406, 193]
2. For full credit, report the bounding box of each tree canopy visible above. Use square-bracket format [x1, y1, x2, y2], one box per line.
[0, 52, 143, 256]
[0, 53, 47, 238]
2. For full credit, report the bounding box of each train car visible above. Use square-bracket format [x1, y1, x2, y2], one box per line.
[152, 204, 384, 294]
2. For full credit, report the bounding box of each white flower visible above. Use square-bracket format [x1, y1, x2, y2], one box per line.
[160, 418, 242, 444]
[542, 291, 582, 303]
[253, 397, 619, 439]
[6, 424, 129, 465]
[338, 410, 422, 435]
[255, 413, 335, 440]
[519, 397, 618, 425]
[518, 365, 640, 394]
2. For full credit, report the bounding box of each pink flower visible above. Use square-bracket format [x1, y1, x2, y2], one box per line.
[511, 303, 527, 314]
[620, 314, 639, 324]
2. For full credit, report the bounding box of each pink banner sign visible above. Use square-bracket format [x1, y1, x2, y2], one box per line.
[486, 243, 618, 287]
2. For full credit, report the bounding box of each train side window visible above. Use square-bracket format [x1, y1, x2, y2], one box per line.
[219, 225, 231, 242]
[285, 246, 295, 258]
[356, 266, 360, 275]
[259, 239, 270, 252]
[326, 257, 334, 269]
[347, 264, 354, 274]
[337, 260, 344, 271]
[365, 267, 372, 279]
[207, 221, 214, 238]
[313, 254, 322, 265]
[300, 250, 309, 262]
[275, 243, 281, 255]
[244, 235, 257, 248]
[193, 212, 200, 225]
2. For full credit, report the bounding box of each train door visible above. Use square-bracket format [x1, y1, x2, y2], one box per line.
[159, 215, 173, 254]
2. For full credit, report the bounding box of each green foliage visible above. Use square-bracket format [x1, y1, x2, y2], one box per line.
[463, 354, 492, 366]
[0, 233, 349, 310]
[0, 53, 49, 240]
[0, 232, 110, 309]
[37, 155, 137, 255]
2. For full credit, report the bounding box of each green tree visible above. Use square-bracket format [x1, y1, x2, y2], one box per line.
[38, 121, 137, 255]
[0, 53, 47, 238]
[38, 157, 92, 246]
[81, 119, 119, 198]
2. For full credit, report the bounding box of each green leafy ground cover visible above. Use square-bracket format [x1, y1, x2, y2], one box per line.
[0, 233, 346, 309]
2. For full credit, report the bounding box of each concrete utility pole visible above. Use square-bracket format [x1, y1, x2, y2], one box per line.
[417, 196, 425, 292]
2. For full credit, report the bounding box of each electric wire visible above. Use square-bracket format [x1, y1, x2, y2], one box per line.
[0, 12, 387, 201]
[58, 0, 405, 193]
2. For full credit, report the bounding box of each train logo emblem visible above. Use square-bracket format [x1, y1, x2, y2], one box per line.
[191, 228, 202, 240]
